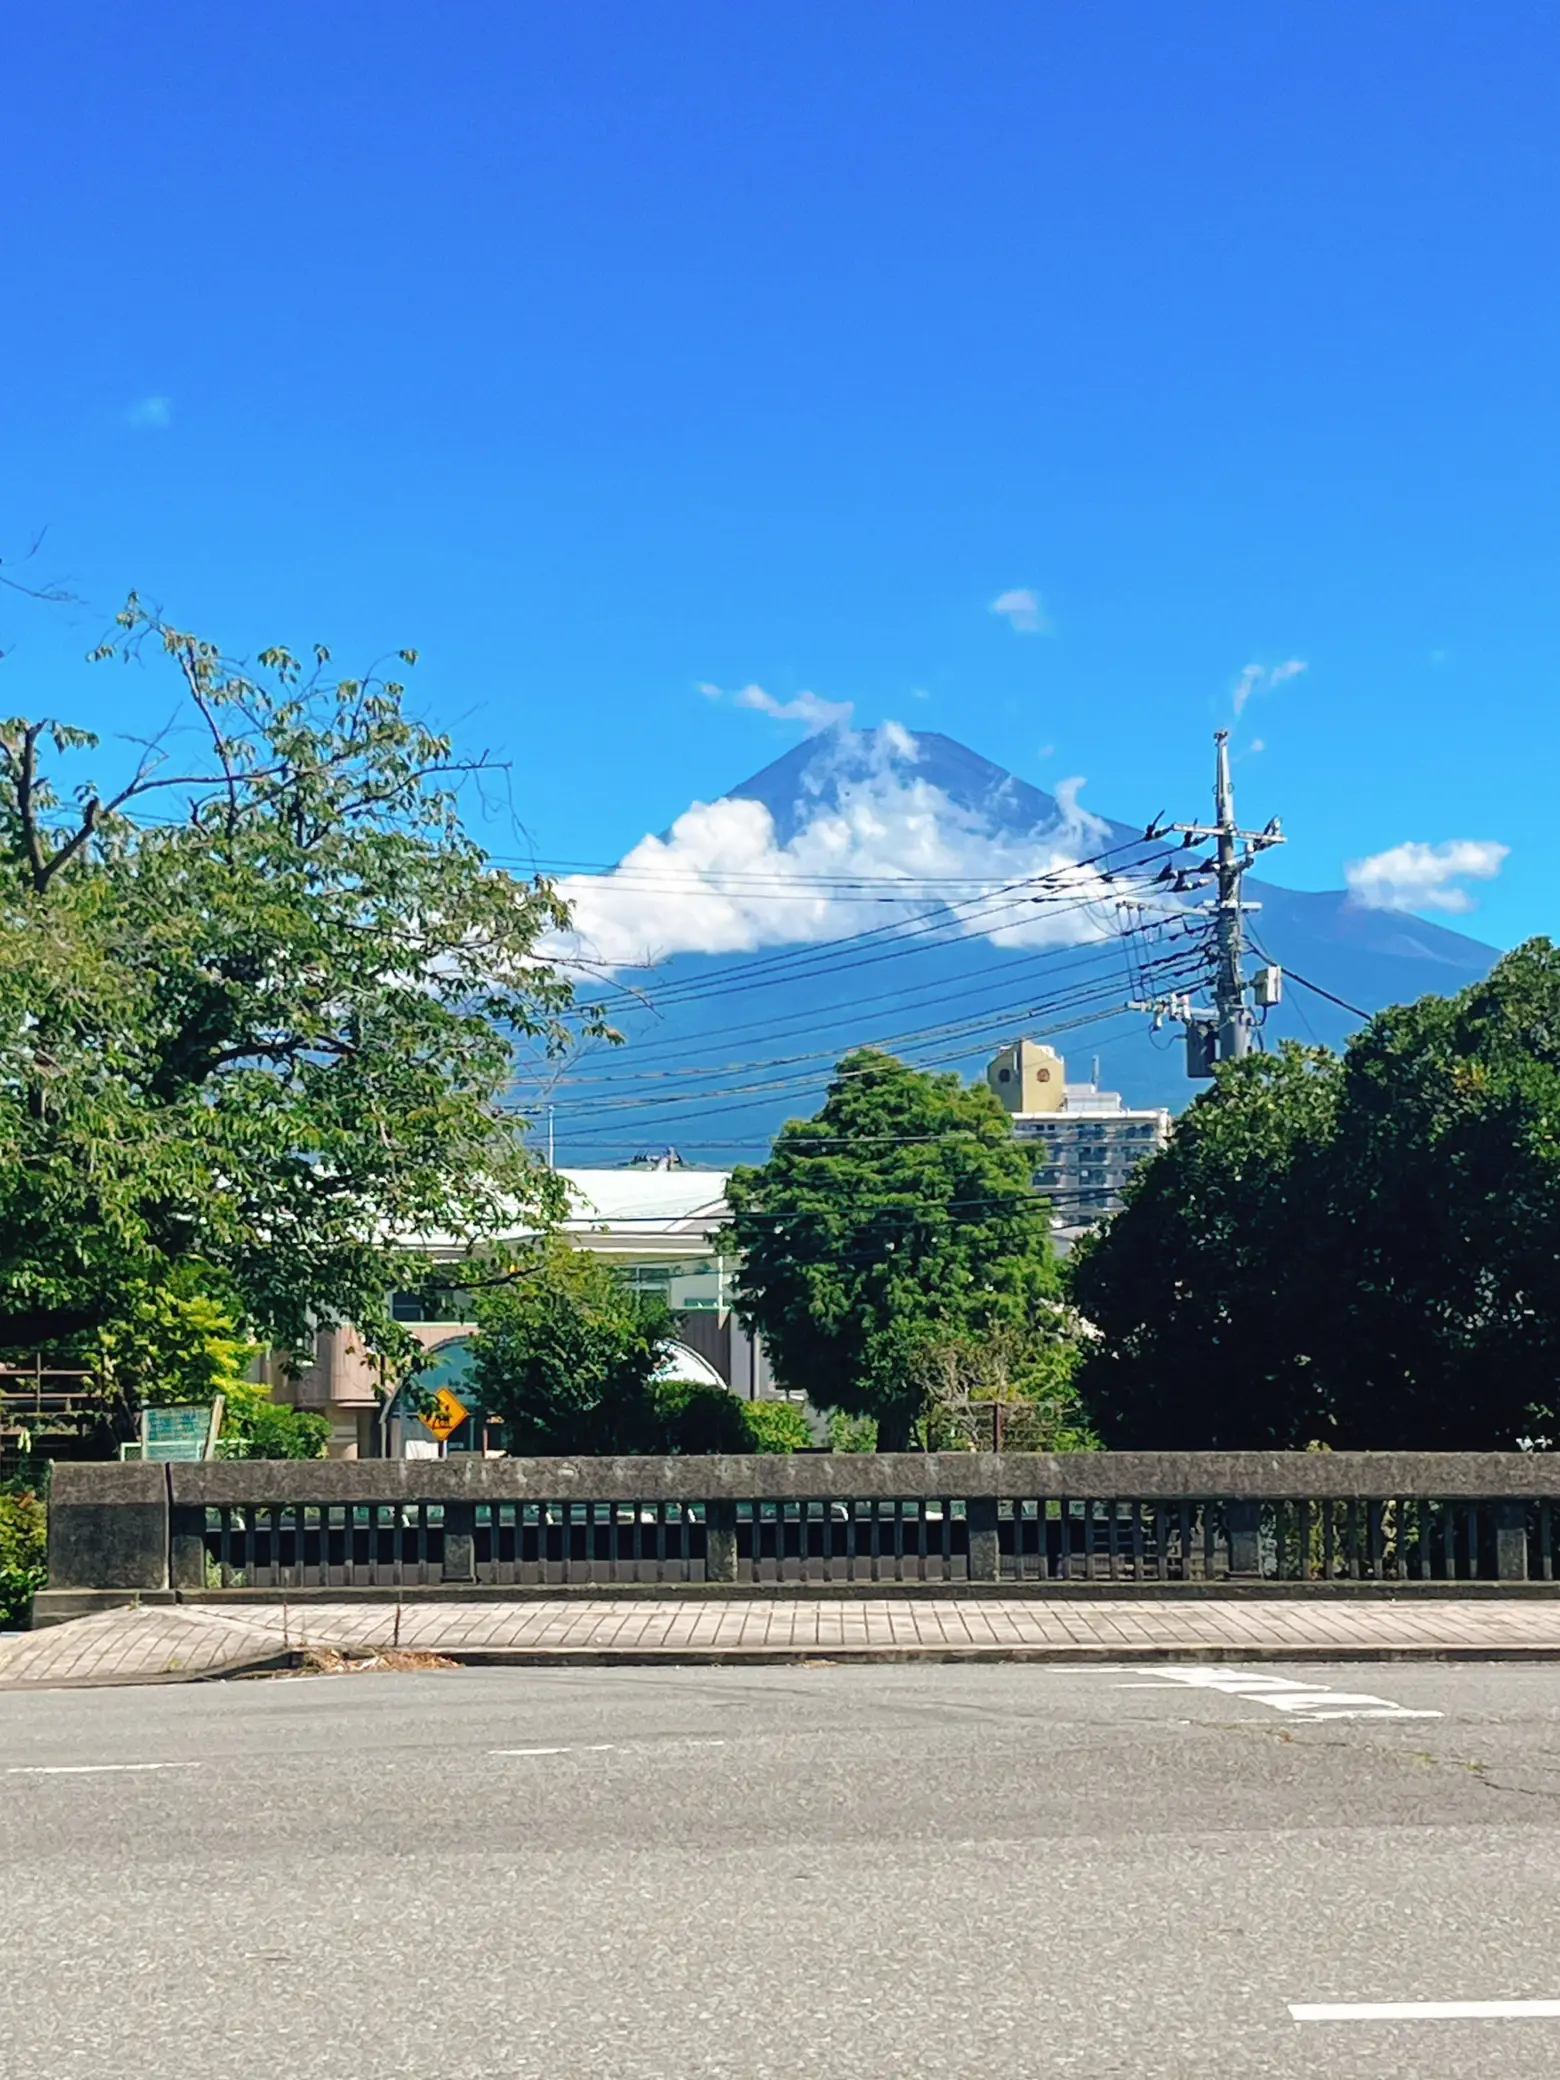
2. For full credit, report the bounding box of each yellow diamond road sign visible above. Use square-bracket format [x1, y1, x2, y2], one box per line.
[422, 1387, 471, 1443]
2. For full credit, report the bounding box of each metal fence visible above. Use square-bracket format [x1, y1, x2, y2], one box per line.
[174, 1476, 1553, 1592]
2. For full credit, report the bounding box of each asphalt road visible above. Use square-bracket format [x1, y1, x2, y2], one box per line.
[5, 1660, 1560, 2077]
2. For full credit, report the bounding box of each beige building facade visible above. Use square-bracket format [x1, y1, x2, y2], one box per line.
[987, 1039, 1171, 1235]
[271, 1167, 773, 1458]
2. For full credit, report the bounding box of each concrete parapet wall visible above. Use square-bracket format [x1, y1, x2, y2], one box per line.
[37, 1453, 1560, 1622]
[143, 1450, 1560, 1506]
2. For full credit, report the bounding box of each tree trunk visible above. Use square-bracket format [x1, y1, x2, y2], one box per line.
[875, 1403, 917, 1452]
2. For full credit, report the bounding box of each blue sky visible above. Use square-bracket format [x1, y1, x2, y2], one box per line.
[5, 1, 1557, 947]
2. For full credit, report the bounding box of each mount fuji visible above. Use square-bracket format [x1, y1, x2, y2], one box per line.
[545, 727, 1499, 1165]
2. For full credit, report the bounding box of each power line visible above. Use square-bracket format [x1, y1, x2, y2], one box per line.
[538, 933, 1197, 1091]
[535, 947, 1202, 1119]
[550, 996, 1187, 1144]
[569, 838, 1183, 1014]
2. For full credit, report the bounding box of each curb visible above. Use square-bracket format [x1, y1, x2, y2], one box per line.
[170, 1579, 1560, 1605]
[0, 1648, 302, 1692]
[273, 1641, 1560, 1670]
[12, 1642, 1560, 1686]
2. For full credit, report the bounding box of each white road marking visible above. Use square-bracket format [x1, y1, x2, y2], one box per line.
[5, 1762, 201, 1776]
[1291, 2001, 1560, 2023]
[1114, 1666, 1441, 1720]
[489, 1738, 727, 1759]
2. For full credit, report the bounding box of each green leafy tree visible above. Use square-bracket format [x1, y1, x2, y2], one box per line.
[471, 1240, 674, 1453]
[0, 601, 595, 1369]
[86, 1263, 258, 1436]
[724, 1049, 1062, 1448]
[1074, 944, 1560, 1450]
[1070, 1044, 1343, 1448]
[1319, 939, 1560, 1447]
[0, 1480, 47, 1625]
[220, 1401, 332, 1460]
[739, 1399, 814, 1454]
[911, 1321, 1097, 1452]
[651, 1383, 814, 1454]
[651, 1377, 753, 1453]
[84, 1260, 330, 1456]
[828, 1410, 879, 1452]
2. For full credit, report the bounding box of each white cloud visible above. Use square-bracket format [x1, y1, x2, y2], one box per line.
[1233, 657, 1306, 716]
[1345, 838, 1509, 915]
[551, 723, 1133, 972]
[126, 395, 172, 429]
[699, 680, 853, 734]
[990, 588, 1049, 635]
[735, 684, 853, 732]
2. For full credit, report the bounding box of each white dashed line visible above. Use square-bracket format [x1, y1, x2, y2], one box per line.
[489, 1739, 727, 1758]
[5, 1762, 201, 1776]
[1291, 2001, 1560, 2023]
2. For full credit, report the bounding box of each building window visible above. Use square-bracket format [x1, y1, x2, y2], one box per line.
[391, 1288, 470, 1324]
[626, 1266, 673, 1297]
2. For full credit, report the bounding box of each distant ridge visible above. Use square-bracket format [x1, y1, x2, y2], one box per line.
[555, 727, 1500, 1163]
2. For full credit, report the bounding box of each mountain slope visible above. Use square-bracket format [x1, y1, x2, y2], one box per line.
[548, 727, 1500, 1162]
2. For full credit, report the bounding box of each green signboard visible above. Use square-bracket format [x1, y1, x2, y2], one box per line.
[142, 1398, 223, 1462]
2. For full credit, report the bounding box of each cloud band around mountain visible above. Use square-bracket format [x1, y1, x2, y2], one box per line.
[551, 723, 1124, 972]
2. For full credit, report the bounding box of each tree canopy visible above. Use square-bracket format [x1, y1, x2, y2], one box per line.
[471, 1239, 675, 1454]
[723, 1048, 1063, 1447]
[470, 1239, 810, 1454]
[1068, 1044, 1343, 1448]
[1072, 941, 1560, 1450]
[0, 601, 593, 1369]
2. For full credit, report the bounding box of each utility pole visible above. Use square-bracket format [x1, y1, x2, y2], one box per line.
[1212, 730, 1253, 1059]
[1134, 729, 1285, 1077]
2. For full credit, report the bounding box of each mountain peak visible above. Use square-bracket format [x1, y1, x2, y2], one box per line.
[726, 722, 1094, 849]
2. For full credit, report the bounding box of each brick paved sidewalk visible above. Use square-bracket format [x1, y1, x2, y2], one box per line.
[8, 1593, 1560, 1688]
[0, 1604, 296, 1689]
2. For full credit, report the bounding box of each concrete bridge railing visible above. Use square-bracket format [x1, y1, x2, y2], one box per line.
[34, 1452, 1560, 1622]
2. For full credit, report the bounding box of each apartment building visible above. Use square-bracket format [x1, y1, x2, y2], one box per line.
[985, 1038, 1171, 1233]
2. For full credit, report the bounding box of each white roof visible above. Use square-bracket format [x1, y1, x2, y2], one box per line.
[394, 1166, 731, 1256]
[556, 1168, 730, 1234]
[654, 1341, 730, 1390]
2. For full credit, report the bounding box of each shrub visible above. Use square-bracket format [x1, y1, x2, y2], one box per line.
[88, 1266, 257, 1433]
[219, 1402, 332, 1460]
[0, 1485, 48, 1626]
[911, 1323, 1096, 1453]
[742, 1399, 813, 1453]
[654, 1378, 753, 1453]
[828, 1410, 879, 1453]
